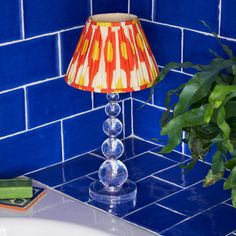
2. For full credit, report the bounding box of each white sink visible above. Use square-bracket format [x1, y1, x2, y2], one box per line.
[0, 218, 112, 236]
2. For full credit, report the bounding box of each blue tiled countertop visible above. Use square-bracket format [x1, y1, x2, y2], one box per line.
[28, 137, 236, 235]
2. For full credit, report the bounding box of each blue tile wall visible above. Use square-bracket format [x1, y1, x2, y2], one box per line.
[92, 0, 128, 14]
[130, 0, 152, 20]
[0, 0, 21, 43]
[141, 21, 181, 66]
[24, 0, 90, 37]
[0, 89, 25, 137]
[0, 36, 58, 91]
[61, 28, 83, 75]
[154, 0, 219, 32]
[0, 123, 62, 178]
[0, 0, 134, 176]
[221, 0, 236, 38]
[27, 78, 91, 128]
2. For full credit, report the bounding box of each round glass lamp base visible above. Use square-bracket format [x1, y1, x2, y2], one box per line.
[89, 180, 137, 205]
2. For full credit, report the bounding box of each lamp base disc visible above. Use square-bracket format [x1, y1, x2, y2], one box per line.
[89, 180, 137, 205]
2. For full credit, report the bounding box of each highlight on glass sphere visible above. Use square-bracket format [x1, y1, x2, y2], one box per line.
[98, 159, 128, 191]
[101, 138, 124, 159]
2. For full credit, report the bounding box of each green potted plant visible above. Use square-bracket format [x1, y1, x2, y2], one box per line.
[155, 23, 236, 207]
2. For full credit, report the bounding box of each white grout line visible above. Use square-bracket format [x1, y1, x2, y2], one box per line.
[0, 97, 131, 141]
[0, 75, 62, 95]
[122, 100, 126, 139]
[20, 0, 25, 39]
[133, 97, 168, 111]
[182, 131, 186, 154]
[128, 0, 130, 13]
[139, 18, 236, 42]
[151, 175, 185, 189]
[57, 33, 62, 76]
[131, 98, 134, 135]
[151, 0, 155, 21]
[60, 120, 65, 162]
[90, 0, 93, 15]
[218, 0, 222, 35]
[0, 25, 84, 47]
[155, 203, 186, 216]
[23, 87, 28, 130]
[180, 28, 184, 72]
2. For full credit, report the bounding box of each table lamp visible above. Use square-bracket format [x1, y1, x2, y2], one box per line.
[65, 13, 159, 205]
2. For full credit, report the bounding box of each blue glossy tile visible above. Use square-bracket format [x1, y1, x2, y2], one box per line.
[226, 199, 233, 206]
[24, 0, 89, 37]
[163, 204, 236, 236]
[221, 0, 236, 38]
[56, 177, 93, 202]
[27, 78, 91, 128]
[92, 0, 128, 14]
[0, 123, 62, 178]
[158, 180, 231, 216]
[125, 153, 177, 181]
[92, 137, 158, 160]
[130, 0, 152, 20]
[184, 31, 236, 73]
[0, 0, 21, 43]
[124, 99, 132, 137]
[141, 21, 181, 66]
[154, 71, 191, 108]
[0, 36, 58, 91]
[152, 148, 190, 163]
[93, 93, 129, 108]
[124, 204, 186, 233]
[155, 160, 210, 187]
[132, 88, 153, 104]
[0, 89, 25, 137]
[154, 0, 219, 32]
[89, 176, 181, 217]
[28, 154, 103, 187]
[133, 100, 182, 150]
[88, 171, 98, 180]
[63, 108, 106, 159]
[136, 177, 181, 209]
[61, 28, 83, 74]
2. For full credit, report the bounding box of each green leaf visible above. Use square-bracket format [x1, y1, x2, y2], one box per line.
[217, 106, 231, 139]
[224, 166, 236, 190]
[174, 60, 235, 116]
[203, 169, 224, 187]
[161, 105, 207, 135]
[212, 151, 224, 175]
[225, 157, 236, 170]
[160, 131, 182, 154]
[232, 188, 236, 208]
[209, 84, 236, 108]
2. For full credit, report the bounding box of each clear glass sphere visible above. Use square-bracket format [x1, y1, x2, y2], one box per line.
[105, 103, 121, 117]
[98, 159, 128, 190]
[106, 93, 119, 102]
[102, 138, 124, 159]
[103, 118, 122, 137]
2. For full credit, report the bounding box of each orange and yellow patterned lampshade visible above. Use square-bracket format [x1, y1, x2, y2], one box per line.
[65, 13, 159, 93]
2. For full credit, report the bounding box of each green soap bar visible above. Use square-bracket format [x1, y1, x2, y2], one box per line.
[0, 178, 33, 199]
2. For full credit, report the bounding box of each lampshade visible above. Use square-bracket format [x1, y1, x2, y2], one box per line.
[65, 13, 159, 93]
